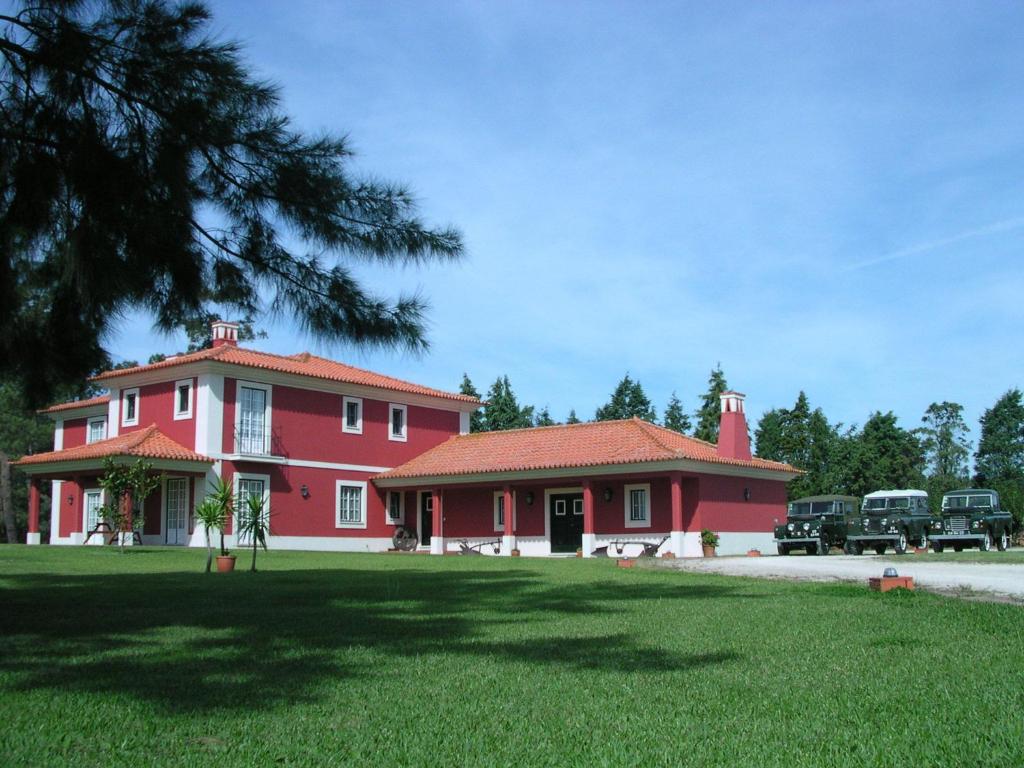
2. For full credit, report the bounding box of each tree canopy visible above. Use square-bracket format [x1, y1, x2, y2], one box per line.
[693, 365, 728, 443]
[594, 374, 656, 422]
[0, 0, 462, 404]
[974, 389, 1024, 485]
[458, 373, 484, 433]
[662, 392, 692, 434]
[482, 376, 533, 432]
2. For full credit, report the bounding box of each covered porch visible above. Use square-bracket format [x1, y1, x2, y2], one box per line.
[15, 425, 214, 546]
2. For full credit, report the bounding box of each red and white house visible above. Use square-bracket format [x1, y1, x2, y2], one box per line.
[17, 321, 798, 556]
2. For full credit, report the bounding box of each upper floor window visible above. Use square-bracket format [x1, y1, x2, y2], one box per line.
[336, 480, 367, 529]
[236, 381, 271, 455]
[174, 379, 193, 420]
[389, 403, 408, 442]
[86, 417, 107, 444]
[624, 483, 651, 528]
[342, 396, 363, 434]
[121, 388, 140, 427]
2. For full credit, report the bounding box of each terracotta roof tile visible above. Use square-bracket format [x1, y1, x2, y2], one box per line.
[16, 425, 213, 467]
[90, 345, 477, 404]
[375, 418, 800, 480]
[39, 395, 111, 414]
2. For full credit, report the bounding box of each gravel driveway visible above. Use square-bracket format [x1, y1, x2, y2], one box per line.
[662, 553, 1024, 602]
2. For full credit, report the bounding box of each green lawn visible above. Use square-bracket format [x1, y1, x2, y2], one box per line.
[1, 547, 1022, 767]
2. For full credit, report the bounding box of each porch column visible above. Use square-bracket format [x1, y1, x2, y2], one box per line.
[120, 488, 135, 547]
[582, 479, 595, 557]
[501, 485, 515, 555]
[681, 478, 703, 557]
[669, 472, 684, 557]
[430, 488, 444, 555]
[26, 478, 41, 545]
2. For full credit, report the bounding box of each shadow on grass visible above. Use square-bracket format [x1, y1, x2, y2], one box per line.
[0, 566, 746, 712]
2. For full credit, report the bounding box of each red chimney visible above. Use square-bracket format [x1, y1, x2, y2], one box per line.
[211, 320, 239, 348]
[717, 391, 752, 461]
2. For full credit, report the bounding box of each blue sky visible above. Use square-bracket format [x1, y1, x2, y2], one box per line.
[112, 1, 1024, 447]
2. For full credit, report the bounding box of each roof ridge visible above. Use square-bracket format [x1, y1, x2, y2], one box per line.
[453, 417, 648, 440]
[630, 417, 681, 456]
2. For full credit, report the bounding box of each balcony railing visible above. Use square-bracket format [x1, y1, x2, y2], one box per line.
[233, 426, 284, 457]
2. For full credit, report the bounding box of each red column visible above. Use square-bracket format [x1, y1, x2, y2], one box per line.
[503, 486, 514, 535]
[670, 472, 683, 531]
[582, 480, 594, 534]
[27, 478, 41, 537]
[431, 489, 443, 554]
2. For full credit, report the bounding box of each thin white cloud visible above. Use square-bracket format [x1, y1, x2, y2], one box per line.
[845, 216, 1024, 271]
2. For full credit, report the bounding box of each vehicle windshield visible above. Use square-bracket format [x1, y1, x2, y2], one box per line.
[789, 501, 837, 517]
[862, 497, 909, 513]
[943, 494, 993, 510]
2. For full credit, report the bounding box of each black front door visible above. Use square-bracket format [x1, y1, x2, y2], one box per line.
[550, 493, 584, 553]
[420, 492, 433, 546]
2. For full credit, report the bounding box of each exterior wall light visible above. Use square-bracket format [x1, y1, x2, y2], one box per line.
[743, 487, 751, 502]
[603, 488, 613, 502]
[300, 484, 310, 499]
[67, 495, 74, 506]
[525, 491, 534, 505]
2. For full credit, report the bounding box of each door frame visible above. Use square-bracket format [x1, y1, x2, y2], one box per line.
[163, 476, 190, 545]
[544, 486, 583, 555]
[82, 487, 105, 536]
[233, 472, 271, 546]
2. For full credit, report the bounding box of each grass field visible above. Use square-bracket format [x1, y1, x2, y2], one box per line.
[1, 547, 1022, 767]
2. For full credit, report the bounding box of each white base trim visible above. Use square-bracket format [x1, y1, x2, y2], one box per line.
[681, 531, 703, 558]
[430, 535, 446, 555]
[592, 532, 671, 558]
[507, 536, 548, 557]
[581, 532, 596, 558]
[502, 534, 516, 555]
[26, 532, 41, 545]
[716, 532, 774, 556]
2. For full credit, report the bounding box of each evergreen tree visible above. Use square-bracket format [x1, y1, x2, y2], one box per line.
[566, 409, 581, 425]
[458, 374, 484, 433]
[0, 1, 463, 404]
[974, 389, 1024, 526]
[693, 365, 728, 443]
[662, 392, 692, 434]
[482, 376, 534, 432]
[183, 313, 267, 352]
[534, 407, 556, 427]
[595, 374, 656, 422]
[754, 392, 838, 499]
[975, 389, 1024, 484]
[916, 401, 971, 512]
[843, 412, 926, 499]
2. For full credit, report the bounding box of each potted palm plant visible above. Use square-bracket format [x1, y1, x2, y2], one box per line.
[206, 478, 236, 572]
[701, 529, 720, 557]
[194, 497, 227, 573]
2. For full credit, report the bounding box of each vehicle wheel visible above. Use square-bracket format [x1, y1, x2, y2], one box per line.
[979, 531, 992, 552]
[998, 530, 1010, 552]
[805, 544, 816, 556]
[932, 540, 944, 553]
[817, 537, 829, 556]
[777, 544, 789, 556]
[918, 532, 929, 550]
[894, 531, 908, 555]
[874, 544, 887, 555]
[953, 544, 964, 552]
[852, 541, 864, 556]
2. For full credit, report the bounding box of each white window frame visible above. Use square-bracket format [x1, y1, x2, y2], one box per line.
[173, 379, 194, 420]
[164, 476, 190, 543]
[342, 396, 363, 435]
[624, 483, 652, 529]
[83, 488, 105, 532]
[234, 380, 272, 455]
[493, 491, 505, 532]
[86, 416, 107, 444]
[121, 387, 140, 427]
[388, 403, 408, 442]
[335, 479, 368, 529]
[233, 472, 271, 541]
[386, 490, 404, 525]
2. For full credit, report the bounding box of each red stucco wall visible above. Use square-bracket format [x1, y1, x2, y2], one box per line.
[697, 475, 787, 532]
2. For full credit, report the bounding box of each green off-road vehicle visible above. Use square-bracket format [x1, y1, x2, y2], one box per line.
[844, 489, 932, 555]
[930, 489, 1013, 552]
[774, 495, 858, 556]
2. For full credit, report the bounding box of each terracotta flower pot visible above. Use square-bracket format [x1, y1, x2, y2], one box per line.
[216, 555, 236, 572]
[702, 544, 717, 558]
[510, 549, 521, 557]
